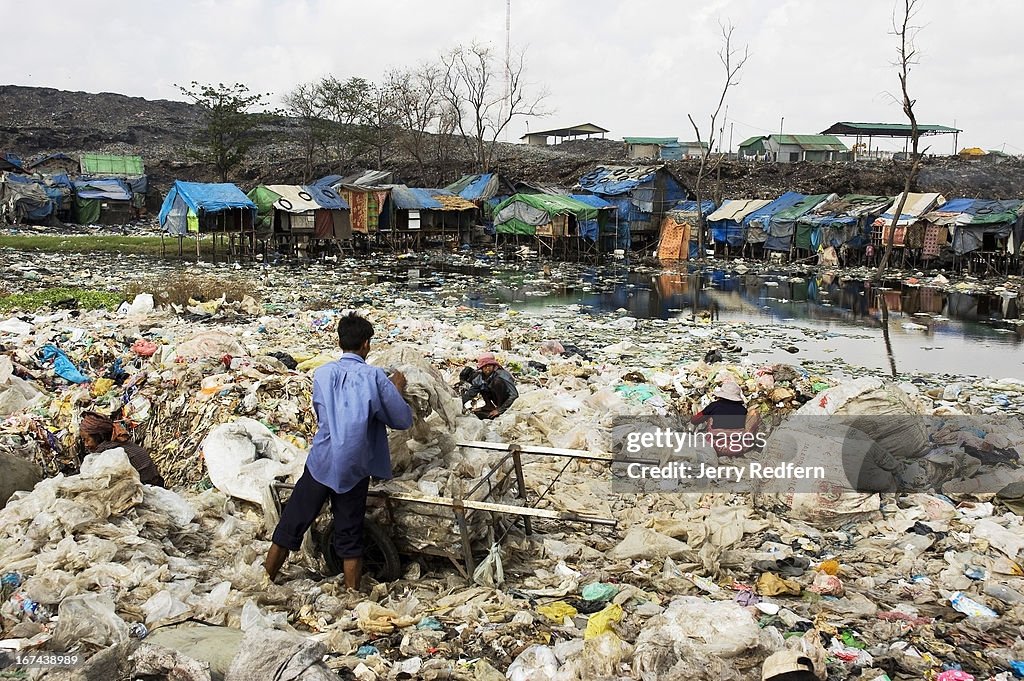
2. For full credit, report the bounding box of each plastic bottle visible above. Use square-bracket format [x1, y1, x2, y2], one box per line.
[983, 583, 1024, 606]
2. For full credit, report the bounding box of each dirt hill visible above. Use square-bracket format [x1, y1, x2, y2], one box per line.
[2, 84, 1023, 200]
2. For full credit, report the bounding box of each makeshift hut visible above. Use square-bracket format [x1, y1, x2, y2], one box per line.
[78, 153, 149, 214]
[24, 153, 78, 177]
[378, 186, 476, 249]
[445, 173, 517, 234]
[795, 194, 891, 262]
[871, 192, 946, 260]
[922, 199, 1024, 270]
[0, 173, 54, 224]
[493, 193, 607, 258]
[762, 193, 833, 255]
[742, 192, 806, 257]
[656, 200, 715, 261]
[574, 164, 688, 251]
[248, 184, 351, 256]
[158, 181, 257, 260]
[313, 176, 389, 239]
[706, 199, 773, 255]
[71, 178, 134, 224]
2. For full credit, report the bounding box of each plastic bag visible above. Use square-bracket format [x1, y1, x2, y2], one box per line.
[608, 527, 690, 560]
[201, 418, 305, 506]
[142, 590, 190, 625]
[507, 644, 558, 681]
[584, 603, 623, 640]
[537, 601, 577, 623]
[0, 356, 44, 417]
[52, 593, 129, 650]
[472, 543, 504, 588]
[637, 597, 760, 657]
[142, 485, 196, 527]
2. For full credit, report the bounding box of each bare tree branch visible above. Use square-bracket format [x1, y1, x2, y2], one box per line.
[877, 0, 924, 277]
[686, 21, 749, 260]
[439, 42, 549, 172]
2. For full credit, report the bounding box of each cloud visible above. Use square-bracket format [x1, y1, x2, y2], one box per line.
[5, 0, 1019, 152]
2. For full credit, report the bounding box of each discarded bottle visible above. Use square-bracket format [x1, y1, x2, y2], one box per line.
[982, 583, 1024, 606]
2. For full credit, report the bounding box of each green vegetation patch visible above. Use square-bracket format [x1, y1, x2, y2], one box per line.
[0, 287, 123, 312]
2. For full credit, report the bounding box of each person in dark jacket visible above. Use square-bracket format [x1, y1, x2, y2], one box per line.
[461, 353, 518, 420]
[690, 381, 759, 457]
[80, 411, 165, 487]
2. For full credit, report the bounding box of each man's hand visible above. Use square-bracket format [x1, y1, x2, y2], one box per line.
[487, 409, 499, 418]
[389, 370, 407, 393]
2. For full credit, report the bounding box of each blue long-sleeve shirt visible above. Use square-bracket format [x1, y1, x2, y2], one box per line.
[305, 353, 414, 493]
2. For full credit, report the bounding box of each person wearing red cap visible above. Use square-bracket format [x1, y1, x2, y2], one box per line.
[460, 353, 518, 419]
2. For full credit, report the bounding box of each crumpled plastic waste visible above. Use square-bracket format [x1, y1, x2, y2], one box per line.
[39, 344, 90, 384]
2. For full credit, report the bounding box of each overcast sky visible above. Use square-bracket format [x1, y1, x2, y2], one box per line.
[6, 0, 1021, 154]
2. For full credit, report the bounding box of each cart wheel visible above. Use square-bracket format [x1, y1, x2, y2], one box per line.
[319, 517, 402, 582]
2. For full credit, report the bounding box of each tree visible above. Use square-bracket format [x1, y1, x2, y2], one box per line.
[440, 42, 548, 172]
[352, 82, 401, 170]
[282, 81, 327, 182]
[389, 64, 444, 179]
[687, 23, 749, 260]
[877, 0, 927, 277]
[316, 75, 372, 161]
[176, 82, 272, 182]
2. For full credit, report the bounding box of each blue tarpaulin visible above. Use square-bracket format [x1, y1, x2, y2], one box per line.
[312, 174, 344, 188]
[445, 173, 498, 202]
[743, 192, 805, 245]
[569, 194, 614, 241]
[159, 181, 256, 235]
[303, 184, 350, 210]
[72, 178, 132, 201]
[577, 166, 660, 196]
[387, 185, 443, 210]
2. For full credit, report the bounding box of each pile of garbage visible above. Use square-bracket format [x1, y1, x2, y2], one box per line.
[1, 253, 1024, 679]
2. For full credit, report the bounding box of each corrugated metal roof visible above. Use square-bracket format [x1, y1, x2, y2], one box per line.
[821, 122, 961, 136]
[520, 123, 609, 138]
[773, 135, 848, 151]
[623, 137, 678, 145]
[342, 169, 393, 187]
[738, 136, 766, 149]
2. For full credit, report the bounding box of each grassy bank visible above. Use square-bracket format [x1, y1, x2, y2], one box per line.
[0, 235, 216, 257]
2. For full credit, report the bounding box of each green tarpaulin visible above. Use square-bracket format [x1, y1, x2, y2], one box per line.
[247, 185, 281, 234]
[79, 153, 144, 175]
[493, 193, 598, 235]
[73, 197, 101, 225]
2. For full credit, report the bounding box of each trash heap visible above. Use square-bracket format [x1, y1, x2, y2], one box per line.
[1, 253, 1024, 679]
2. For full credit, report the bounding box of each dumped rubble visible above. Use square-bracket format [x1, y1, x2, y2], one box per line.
[1, 250, 1024, 679]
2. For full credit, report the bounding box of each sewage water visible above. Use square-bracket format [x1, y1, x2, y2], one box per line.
[376, 263, 1024, 380]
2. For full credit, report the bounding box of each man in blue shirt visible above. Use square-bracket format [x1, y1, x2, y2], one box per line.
[264, 313, 413, 588]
